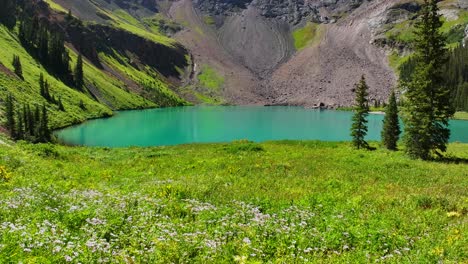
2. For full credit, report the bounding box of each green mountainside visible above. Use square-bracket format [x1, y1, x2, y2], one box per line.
[0, 0, 190, 129]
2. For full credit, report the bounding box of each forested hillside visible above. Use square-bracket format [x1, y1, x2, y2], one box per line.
[0, 0, 190, 130]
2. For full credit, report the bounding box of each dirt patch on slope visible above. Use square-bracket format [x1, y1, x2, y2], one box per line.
[0, 62, 17, 79]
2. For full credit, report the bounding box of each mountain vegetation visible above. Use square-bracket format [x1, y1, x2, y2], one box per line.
[0, 0, 190, 132]
[0, 140, 466, 262]
[350, 76, 370, 150]
[401, 0, 454, 160]
[381, 91, 401, 150]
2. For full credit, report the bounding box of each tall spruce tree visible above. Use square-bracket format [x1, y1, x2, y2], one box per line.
[401, 0, 454, 160]
[5, 94, 16, 139]
[74, 54, 84, 90]
[40, 105, 51, 142]
[12, 55, 23, 79]
[351, 75, 370, 149]
[381, 91, 401, 150]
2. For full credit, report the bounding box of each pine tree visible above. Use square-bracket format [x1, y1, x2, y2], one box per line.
[16, 108, 24, 140]
[381, 91, 401, 150]
[12, 55, 23, 79]
[39, 73, 45, 97]
[350, 75, 370, 149]
[74, 54, 84, 90]
[58, 97, 65, 111]
[66, 9, 73, 21]
[38, 25, 49, 62]
[79, 100, 86, 110]
[40, 105, 51, 143]
[5, 94, 16, 139]
[401, 0, 454, 160]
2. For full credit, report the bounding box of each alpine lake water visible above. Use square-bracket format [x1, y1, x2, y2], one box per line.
[55, 106, 468, 147]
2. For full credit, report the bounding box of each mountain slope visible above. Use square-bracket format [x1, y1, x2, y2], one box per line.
[0, 0, 191, 129]
[167, 0, 468, 107]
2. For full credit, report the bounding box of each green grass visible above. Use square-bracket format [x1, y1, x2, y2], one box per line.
[385, 20, 416, 44]
[99, 51, 186, 106]
[0, 140, 466, 262]
[453, 111, 468, 120]
[95, 8, 176, 47]
[388, 51, 411, 72]
[197, 65, 224, 91]
[292, 23, 322, 50]
[203, 16, 215, 25]
[43, 0, 68, 13]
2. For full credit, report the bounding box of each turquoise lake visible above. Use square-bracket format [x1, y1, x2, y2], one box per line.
[55, 106, 468, 147]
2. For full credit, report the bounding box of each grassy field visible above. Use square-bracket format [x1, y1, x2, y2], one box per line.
[292, 23, 323, 51]
[0, 139, 466, 263]
[454, 111, 468, 120]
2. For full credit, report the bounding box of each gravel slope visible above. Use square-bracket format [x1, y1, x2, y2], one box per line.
[170, 0, 398, 107]
[264, 0, 397, 108]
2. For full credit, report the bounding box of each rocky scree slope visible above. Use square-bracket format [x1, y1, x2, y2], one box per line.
[173, 0, 468, 107]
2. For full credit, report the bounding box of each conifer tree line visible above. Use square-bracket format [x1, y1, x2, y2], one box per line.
[0, 0, 17, 29]
[39, 73, 65, 111]
[401, 0, 453, 159]
[19, 16, 72, 82]
[4, 94, 52, 143]
[350, 78, 401, 151]
[351, 0, 452, 160]
[0, 0, 86, 91]
[12, 55, 23, 79]
[399, 29, 468, 112]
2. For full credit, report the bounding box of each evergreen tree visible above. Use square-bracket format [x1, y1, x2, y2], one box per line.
[350, 75, 370, 149]
[74, 54, 84, 90]
[39, 73, 52, 101]
[401, 0, 454, 160]
[5, 94, 16, 139]
[58, 97, 65, 111]
[38, 25, 49, 62]
[40, 105, 51, 142]
[16, 108, 24, 140]
[381, 91, 401, 150]
[0, 0, 17, 29]
[66, 9, 73, 21]
[23, 104, 29, 138]
[79, 100, 86, 110]
[12, 55, 23, 79]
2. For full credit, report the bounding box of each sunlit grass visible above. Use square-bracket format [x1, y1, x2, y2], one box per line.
[0, 140, 466, 262]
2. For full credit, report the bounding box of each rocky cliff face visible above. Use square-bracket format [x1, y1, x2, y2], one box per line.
[195, 0, 366, 25]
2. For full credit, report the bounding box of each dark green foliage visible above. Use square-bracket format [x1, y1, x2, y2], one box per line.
[12, 55, 23, 79]
[16, 108, 24, 140]
[19, 14, 71, 81]
[401, 0, 454, 160]
[79, 100, 86, 110]
[39, 73, 51, 101]
[4, 95, 52, 143]
[5, 94, 16, 139]
[350, 75, 370, 149]
[66, 9, 73, 21]
[58, 97, 65, 111]
[74, 54, 84, 90]
[40, 105, 51, 142]
[399, 44, 468, 112]
[0, 0, 17, 29]
[381, 91, 401, 150]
